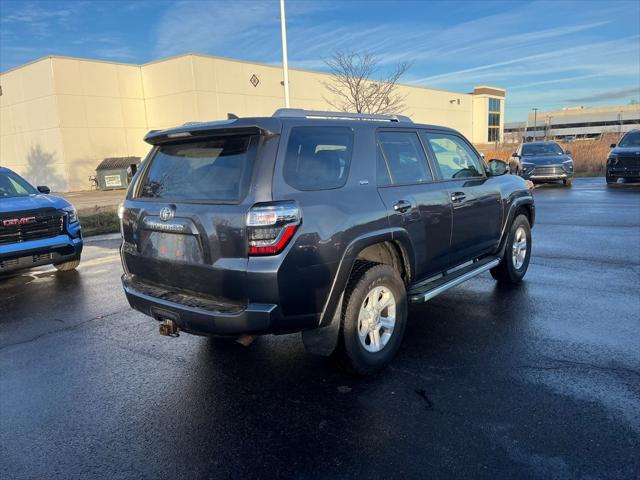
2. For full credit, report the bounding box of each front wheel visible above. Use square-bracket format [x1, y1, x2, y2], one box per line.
[563, 178, 572, 186]
[606, 175, 617, 185]
[490, 214, 531, 284]
[54, 258, 80, 272]
[335, 263, 407, 375]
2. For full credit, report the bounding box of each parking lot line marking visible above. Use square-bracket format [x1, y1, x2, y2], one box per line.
[77, 254, 120, 269]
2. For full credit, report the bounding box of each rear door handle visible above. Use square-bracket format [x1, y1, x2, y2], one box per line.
[451, 192, 466, 203]
[393, 200, 412, 213]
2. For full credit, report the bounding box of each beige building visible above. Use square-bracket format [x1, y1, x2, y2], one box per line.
[504, 104, 640, 143]
[0, 53, 505, 191]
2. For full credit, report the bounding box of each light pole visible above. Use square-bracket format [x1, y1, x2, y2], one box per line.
[532, 108, 538, 140]
[280, 0, 290, 108]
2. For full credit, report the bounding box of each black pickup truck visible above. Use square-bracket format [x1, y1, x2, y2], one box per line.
[120, 109, 534, 374]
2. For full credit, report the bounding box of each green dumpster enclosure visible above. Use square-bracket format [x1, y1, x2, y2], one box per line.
[95, 157, 141, 191]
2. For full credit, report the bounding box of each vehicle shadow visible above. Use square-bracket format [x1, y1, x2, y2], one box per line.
[155, 277, 538, 478]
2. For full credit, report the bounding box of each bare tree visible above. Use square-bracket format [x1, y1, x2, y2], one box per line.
[322, 51, 411, 115]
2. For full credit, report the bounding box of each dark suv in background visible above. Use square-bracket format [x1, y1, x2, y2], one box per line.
[607, 129, 640, 184]
[120, 109, 534, 374]
[510, 141, 574, 186]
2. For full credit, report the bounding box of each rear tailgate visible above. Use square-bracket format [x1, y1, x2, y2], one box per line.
[121, 132, 268, 305]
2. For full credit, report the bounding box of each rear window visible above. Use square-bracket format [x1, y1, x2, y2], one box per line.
[137, 135, 257, 203]
[283, 126, 353, 191]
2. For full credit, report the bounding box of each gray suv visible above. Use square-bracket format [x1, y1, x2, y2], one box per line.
[120, 109, 535, 374]
[510, 141, 574, 185]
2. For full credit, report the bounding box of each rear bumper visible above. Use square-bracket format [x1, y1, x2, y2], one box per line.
[0, 234, 82, 273]
[122, 274, 316, 336]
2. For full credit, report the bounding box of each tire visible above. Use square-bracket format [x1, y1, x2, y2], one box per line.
[606, 175, 617, 185]
[490, 214, 531, 284]
[335, 262, 408, 375]
[563, 178, 572, 186]
[54, 258, 80, 272]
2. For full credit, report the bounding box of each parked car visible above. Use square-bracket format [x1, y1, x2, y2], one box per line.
[0, 167, 82, 274]
[607, 129, 640, 184]
[510, 141, 574, 185]
[119, 109, 535, 374]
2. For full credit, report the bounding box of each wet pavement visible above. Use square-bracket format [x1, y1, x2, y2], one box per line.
[1, 178, 639, 479]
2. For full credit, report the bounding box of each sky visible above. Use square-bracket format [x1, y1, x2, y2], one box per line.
[0, 0, 638, 121]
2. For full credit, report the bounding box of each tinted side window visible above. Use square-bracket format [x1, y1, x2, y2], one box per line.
[377, 131, 432, 185]
[424, 133, 484, 180]
[283, 126, 353, 191]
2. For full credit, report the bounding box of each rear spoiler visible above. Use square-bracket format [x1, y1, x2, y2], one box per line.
[144, 119, 279, 145]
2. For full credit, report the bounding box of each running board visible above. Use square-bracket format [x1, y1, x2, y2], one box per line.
[409, 257, 501, 303]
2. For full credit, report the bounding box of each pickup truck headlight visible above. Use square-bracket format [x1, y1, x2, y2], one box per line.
[608, 155, 618, 165]
[63, 206, 78, 224]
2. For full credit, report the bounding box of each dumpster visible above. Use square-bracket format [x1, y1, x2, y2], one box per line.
[95, 157, 141, 191]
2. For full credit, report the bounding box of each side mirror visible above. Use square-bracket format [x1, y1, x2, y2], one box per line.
[610, 143, 617, 148]
[488, 159, 508, 176]
[37, 186, 50, 194]
[512, 152, 519, 157]
[564, 149, 571, 155]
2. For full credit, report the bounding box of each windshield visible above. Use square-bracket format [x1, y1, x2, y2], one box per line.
[0, 171, 38, 198]
[618, 131, 640, 147]
[138, 135, 258, 203]
[522, 143, 564, 156]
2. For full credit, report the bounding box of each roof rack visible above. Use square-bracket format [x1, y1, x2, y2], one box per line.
[273, 108, 412, 123]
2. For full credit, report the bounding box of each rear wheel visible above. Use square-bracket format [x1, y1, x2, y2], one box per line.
[54, 258, 80, 272]
[335, 263, 407, 375]
[606, 175, 617, 185]
[490, 214, 531, 284]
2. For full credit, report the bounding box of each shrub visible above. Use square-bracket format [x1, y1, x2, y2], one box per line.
[78, 206, 119, 236]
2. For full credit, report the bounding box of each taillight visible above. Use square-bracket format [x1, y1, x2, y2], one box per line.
[247, 202, 300, 256]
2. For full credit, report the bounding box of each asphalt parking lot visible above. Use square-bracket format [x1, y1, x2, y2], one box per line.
[1, 177, 639, 479]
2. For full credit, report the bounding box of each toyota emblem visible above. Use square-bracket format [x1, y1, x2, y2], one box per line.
[159, 207, 174, 222]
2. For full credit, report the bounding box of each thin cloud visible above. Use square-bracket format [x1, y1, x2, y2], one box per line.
[568, 87, 640, 103]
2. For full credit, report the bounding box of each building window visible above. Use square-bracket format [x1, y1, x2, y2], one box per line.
[488, 98, 501, 142]
[488, 128, 500, 142]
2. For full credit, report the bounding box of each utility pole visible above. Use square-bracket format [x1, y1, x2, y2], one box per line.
[532, 108, 538, 140]
[280, 0, 290, 108]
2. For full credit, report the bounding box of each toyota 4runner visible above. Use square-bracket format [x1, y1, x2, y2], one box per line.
[120, 109, 534, 374]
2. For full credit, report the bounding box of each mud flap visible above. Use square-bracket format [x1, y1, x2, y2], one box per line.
[301, 295, 343, 356]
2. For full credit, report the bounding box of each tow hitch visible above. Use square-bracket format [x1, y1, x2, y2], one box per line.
[159, 319, 179, 337]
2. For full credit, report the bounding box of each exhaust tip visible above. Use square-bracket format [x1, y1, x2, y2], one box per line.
[159, 319, 179, 337]
[235, 335, 257, 347]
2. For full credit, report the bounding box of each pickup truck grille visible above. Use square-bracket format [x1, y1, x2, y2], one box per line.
[0, 210, 64, 245]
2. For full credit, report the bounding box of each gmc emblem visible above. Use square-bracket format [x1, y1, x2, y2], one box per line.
[2, 217, 36, 227]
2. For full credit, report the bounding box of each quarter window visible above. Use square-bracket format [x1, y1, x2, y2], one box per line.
[283, 127, 353, 191]
[377, 131, 432, 185]
[424, 133, 484, 180]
